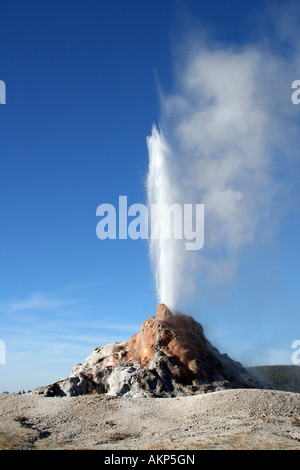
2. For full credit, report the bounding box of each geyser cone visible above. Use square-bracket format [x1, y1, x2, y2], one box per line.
[33, 304, 271, 397]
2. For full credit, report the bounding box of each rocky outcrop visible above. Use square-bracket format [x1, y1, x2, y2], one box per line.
[33, 304, 270, 397]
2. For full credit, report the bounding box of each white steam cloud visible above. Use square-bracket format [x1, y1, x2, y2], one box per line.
[147, 7, 300, 312]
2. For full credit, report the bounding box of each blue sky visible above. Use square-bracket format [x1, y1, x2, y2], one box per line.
[1, 0, 300, 392]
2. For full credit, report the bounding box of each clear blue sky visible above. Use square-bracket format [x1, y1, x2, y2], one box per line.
[1, 0, 299, 392]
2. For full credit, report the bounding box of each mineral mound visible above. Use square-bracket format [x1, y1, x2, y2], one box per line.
[33, 304, 270, 397]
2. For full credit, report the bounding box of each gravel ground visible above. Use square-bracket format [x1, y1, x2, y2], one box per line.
[0, 388, 300, 450]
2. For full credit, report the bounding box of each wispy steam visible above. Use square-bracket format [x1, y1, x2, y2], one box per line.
[147, 8, 300, 311]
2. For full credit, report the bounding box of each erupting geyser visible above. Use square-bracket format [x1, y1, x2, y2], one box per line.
[146, 125, 184, 311]
[34, 126, 271, 398]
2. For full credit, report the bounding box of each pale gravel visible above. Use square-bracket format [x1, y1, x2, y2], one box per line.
[0, 388, 300, 450]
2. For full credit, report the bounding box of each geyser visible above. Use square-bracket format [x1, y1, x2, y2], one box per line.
[146, 125, 184, 311]
[33, 303, 270, 397]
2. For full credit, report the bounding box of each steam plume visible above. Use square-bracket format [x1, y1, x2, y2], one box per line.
[147, 12, 300, 311]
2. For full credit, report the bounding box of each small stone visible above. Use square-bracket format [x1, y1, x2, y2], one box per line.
[156, 303, 173, 322]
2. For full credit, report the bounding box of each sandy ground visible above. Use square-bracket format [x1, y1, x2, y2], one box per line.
[0, 388, 300, 450]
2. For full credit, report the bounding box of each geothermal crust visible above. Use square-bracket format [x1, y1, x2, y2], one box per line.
[33, 304, 269, 398]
